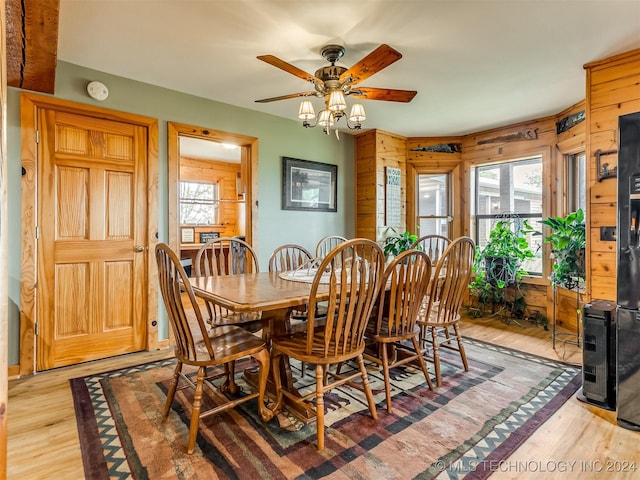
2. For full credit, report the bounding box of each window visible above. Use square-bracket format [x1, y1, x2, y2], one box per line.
[472, 157, 543, 275]
[179, 181, 219, 225]
[416, 173, 450, 237]
[567, 152, 586, 214]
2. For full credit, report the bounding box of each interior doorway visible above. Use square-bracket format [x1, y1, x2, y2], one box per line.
[167, 123, 258, 260]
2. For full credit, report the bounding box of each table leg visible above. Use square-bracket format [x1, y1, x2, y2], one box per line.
[242, 307, 316, 425]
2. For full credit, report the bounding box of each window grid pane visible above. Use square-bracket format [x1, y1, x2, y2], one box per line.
[417, 173, 449, 237]
[179, 181, 219, 225]
[473, 157, 543, 275]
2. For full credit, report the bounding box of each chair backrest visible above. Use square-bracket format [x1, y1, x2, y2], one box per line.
[194, 237, 259, 278]
[315, 235, 347, 258]
[412, 234, 451, 265]
[305, 238, 385, 359]
[268, 244, 313, 272]
[425, 236, 475, 325]
[375, 249, 432, 336]
[155, 243, 214, 361]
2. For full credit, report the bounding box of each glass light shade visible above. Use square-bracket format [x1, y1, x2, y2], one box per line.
[318, 109, 335, 127]
[298, 100, 316, 120]
[328, 90, 347, 112]
[349, 103, 366, 122]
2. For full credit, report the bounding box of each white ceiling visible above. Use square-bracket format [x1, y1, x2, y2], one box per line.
[58, 1, 640, 138]
[179, 136, 241, 162]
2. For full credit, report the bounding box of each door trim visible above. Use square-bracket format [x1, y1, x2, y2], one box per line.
[19, 93, 160, 375]
[167, 122, 258, 255]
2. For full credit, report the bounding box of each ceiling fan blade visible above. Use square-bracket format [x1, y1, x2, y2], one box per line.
[339, 44, 403, 85]
[350, 87, 417, 103]
[255, 92, 318, 103]
[257, 55, 323, 84]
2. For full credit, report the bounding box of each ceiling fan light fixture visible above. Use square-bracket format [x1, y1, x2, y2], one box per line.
[318, 109, 335, 128]
[349, 103, 366, 122]
[328, 90, 347, 112]
[298, 100, 316, 120]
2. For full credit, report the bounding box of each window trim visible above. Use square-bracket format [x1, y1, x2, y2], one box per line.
[471, 154, 546, 279]
[179, 180, 220, 226]
[407, 161, 463, 239]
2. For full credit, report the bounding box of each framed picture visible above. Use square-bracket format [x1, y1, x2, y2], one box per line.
[181, 227, 195, 243]
[282, 157, 337, 212]
[199, 231, 220, 243]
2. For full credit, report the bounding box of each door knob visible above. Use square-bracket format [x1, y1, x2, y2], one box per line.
[133, 245, 145, 252]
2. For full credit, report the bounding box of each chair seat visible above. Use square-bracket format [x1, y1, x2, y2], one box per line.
[418, 306, 460, 328]
[192, 325, 266, 363]
[366, 321, 421, 342]
[272, 331, 365, 365]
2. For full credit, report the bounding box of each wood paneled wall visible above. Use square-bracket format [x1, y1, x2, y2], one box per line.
[354, 130, 408, 241]
[585, 49, 640, 302]
[356, 108, 586, 326]
[356, 48, 640, 329]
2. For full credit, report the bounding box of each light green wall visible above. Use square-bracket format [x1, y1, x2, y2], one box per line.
[6, 61, 355, 365]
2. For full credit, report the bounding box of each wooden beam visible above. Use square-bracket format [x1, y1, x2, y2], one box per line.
[1, 0, 8, 475]
[6, 0, 59, 93]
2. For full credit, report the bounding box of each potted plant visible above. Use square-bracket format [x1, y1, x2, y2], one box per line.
[539, 209, 586, 290]
[469, 219, 535, 317]
[383, 230, 420, 258]
[474, 220, 535, 288]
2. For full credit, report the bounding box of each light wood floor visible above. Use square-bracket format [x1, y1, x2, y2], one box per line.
[7, 316, 639, 479]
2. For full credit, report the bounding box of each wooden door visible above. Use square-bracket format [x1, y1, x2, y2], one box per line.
[36, 110, 147, 370]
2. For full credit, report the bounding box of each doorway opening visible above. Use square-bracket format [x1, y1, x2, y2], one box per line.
[167, 123, 258, 262]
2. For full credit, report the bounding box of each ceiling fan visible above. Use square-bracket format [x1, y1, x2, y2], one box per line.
[255, 44, 417, 133]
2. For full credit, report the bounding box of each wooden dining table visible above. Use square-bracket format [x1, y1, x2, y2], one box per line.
[189, 271, 330, 424]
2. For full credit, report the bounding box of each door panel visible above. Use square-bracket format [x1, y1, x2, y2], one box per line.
[37, 110, 147, 370]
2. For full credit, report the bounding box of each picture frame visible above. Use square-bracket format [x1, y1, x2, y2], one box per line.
[181, 227, 195, 243]
[282, 157, 337, 212]
[199, 231, 220, 243]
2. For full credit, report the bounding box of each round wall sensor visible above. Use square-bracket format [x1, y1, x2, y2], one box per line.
[87, 81, 109, 101]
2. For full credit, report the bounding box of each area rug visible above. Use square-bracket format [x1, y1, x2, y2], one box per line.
[70, 339, 581, 480]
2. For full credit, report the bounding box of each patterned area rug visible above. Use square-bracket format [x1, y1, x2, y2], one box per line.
[70, 339, 581, 479]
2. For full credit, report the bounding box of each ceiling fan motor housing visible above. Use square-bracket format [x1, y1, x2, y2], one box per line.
[315, 66, 348, 82]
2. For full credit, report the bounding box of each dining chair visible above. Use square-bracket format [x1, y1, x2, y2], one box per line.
[418, 236, 475, 387]
[269, 243, 326, 377]
[194, 237, 262, 330]
[270, 238, 385, 450]
[268, 243, 313, 272]
[411, 234, 451, 265]
[315, 235, 347, 258]
[155, 243, 271, 454]
[365, 249, 434, 413]
[412, 234, 451, 302]
[268, 243, 316, 328]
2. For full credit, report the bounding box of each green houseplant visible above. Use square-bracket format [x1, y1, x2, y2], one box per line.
[469, 219, 535, 318]
[539, 209, 586, 290]
[473, 220, 535, 288]
[383, 230, 420, 258]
